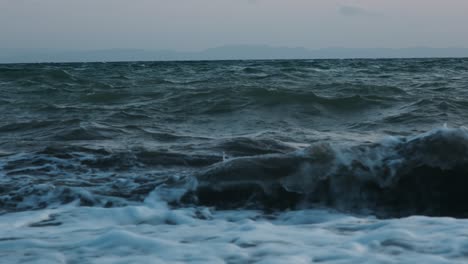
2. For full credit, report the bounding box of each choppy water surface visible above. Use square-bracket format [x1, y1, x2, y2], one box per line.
[1, 59, 468, 263]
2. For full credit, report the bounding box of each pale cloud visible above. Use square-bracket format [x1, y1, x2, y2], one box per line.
[339, 5, 376, 17]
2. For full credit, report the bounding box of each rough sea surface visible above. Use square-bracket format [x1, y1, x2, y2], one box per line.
[1, 58, 468, 263]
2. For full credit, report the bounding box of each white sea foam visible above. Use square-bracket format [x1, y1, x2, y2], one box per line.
[1, 191, 467, 263]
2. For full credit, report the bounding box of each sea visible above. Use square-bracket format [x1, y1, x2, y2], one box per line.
[1, 58, 468, 263]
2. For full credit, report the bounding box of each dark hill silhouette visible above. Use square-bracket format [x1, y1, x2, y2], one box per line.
[1, 45, 468, 63]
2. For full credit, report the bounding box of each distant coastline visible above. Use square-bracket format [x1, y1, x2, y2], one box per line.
[1, 45, 468, 63]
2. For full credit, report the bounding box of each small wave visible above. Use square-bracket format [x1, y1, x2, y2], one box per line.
[242, 67, 265, 74]
[0, 120, 57, 133]
[54, 128, 113, 141]
[243, 88, 384, 111]
[0, 67, 75, 82]
[110, 111, 152, 120]
[332, 83, 408, 97]
[80, 92, 133, 104]
[215, 137, 297, 157]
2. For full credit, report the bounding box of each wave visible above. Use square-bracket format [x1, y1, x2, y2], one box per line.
[0, 67, 76, 84]
[0, 137, 296, 211]
[241, 88, 386, 111]
[191, 127, 468, 217]
[0, 119, 124, 141]
[215, 137, 297, 157]
[2, 127, 468, 218]
[80, 92, 134, 104]
[0, 120, 58, 133]
[331, 83, 408, 97]
[0, 145, 211, 211]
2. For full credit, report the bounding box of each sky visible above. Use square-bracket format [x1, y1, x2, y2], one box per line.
[1, 0, 468, 51]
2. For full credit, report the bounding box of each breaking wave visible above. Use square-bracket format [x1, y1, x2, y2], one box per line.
[193, 127, 468, 217]
[2, 127, 468, 218]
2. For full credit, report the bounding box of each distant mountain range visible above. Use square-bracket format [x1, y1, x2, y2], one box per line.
[1, 45, 468, 63]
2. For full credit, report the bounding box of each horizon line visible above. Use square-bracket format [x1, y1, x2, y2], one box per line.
[2, 57, 468, 65]
[2, 45, 468, 64]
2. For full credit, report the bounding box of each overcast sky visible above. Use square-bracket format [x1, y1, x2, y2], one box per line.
[1, 0, 467, 51]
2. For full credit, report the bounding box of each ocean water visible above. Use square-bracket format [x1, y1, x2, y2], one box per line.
[1, 58, 468, 263]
